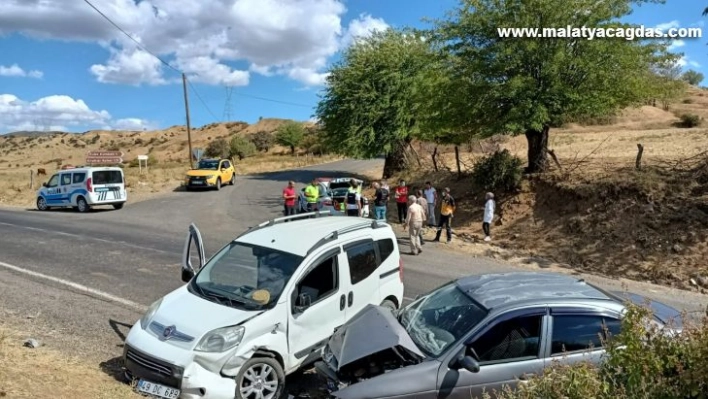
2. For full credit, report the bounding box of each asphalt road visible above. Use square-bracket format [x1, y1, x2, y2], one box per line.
[1, 157, 707, 372]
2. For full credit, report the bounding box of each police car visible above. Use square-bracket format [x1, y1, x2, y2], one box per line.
[36, 166, 127, 212]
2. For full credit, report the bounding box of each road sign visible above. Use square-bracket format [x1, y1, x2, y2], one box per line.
[87, 150, 123, 158]
[137, 155, 148, 161]
[86, 156, 123, 164]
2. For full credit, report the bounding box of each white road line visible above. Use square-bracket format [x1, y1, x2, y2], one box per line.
[0, 260, 147, 313]
[0, 221, 175, 255]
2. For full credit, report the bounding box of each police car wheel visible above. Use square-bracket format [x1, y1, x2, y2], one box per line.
[76, 197, 90, 213]
[36, 197, 48, 211]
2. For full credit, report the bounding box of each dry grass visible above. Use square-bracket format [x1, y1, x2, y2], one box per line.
[0, 116, 341, 207]
[0, 325, 139, 399]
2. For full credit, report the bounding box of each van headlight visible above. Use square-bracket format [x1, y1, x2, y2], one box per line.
[195, 325, 245, 352]
[140, 298, 163, 330]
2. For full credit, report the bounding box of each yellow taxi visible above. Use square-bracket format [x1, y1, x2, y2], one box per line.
[184, 158, 236, 191]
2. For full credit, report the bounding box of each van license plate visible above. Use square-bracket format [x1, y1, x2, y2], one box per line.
[136, 379, 180, 399]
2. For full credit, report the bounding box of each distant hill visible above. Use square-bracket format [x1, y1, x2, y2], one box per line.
[1, 130, 66, 138]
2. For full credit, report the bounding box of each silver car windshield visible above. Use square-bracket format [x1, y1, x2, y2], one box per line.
[399, 283, 488, 357]
[192, 242, 304, 310]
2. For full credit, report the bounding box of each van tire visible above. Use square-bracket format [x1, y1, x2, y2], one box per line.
[380, 299, 397, 313]
[76, 196, 90, 213]
[113, 203, 124, 210]
[36, 197, 48, 211]
[235, 357, 285, 399]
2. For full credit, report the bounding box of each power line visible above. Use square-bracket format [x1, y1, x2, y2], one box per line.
[186, 79, 219, 120]
[231, 91, 313, 108]
[82, 0, 180, 74]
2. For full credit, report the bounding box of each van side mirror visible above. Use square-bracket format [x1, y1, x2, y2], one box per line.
[181, 268, 194, 283]
[294, 293, 312, 313]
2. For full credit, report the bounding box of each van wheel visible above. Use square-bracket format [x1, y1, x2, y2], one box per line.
[113, 203, 124, 210]
[76, 196, 90, 213]
[380, 299, 397, 314]
[235, 357, 285, 399]
[215, 178, 221, 191]
[36, 197, 48, 211]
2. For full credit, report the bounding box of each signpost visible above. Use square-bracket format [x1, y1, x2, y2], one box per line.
[137, 154, 149, 174]
[86, 150, 123, 165]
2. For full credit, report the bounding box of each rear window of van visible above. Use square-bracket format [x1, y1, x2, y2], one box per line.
[92, 170, 123, 184]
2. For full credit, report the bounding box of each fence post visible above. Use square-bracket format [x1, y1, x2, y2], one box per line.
[29, 170, 34, 189]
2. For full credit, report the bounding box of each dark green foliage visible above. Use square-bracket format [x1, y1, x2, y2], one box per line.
[275, 121, 305, 155]
[682, 69, 704, 86]
[678, 114, 701, 128]
[249, 131, 274, 152]
[471, 150, 524, 192]
[204, 138, 230, 158]
[230, 136, 257, 160]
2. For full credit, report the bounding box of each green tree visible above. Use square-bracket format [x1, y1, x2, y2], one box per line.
[681, 69, 704, 85]
[204, 137, 230, 158]
[430, 0, 675, 173]
[248, 130, 274, 152]
[275, 121, 305, 155]
[648, 59, 687, 110]
[229, 136, 257, 160]
[315, 28, 434, 178]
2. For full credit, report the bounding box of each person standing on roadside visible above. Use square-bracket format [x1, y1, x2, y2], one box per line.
[415, 189, 428, 246]
[282, 180, 296, 218]
[403, 195, 425, 255]
[483, 192, 495, 242]
[304, 178, 320, 212]
[345, 179, 362, 217]
[393, 179, 408, 224]
[423, 181, 438, 227]
[433, 187, 455, 243]
[372, 182, 389, 221]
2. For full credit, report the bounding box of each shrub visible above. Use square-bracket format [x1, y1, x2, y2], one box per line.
[471, 149, 523, 193]
[486, 303, 708, 399]
[229, 136, 257, 160]
[204, 137, 230, 158]
[678, 113, 701, 128]
[248, 131, 274, 152]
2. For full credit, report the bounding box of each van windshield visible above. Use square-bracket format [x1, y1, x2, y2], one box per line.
[190, 242, 304, 310]
[92, 170, 123, 184]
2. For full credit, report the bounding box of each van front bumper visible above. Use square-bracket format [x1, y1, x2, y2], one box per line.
[123, 326, 237, 399]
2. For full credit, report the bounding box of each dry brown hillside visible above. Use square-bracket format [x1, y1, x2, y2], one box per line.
[0, 118, 334, 207]
[390, 86, 708, 292]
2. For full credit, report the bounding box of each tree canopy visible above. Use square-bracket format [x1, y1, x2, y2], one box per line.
[682, 69, 704, 86]
[315, 28, 434, 177]
[275, 121, 305, 155]
[428, 0, 675, 172]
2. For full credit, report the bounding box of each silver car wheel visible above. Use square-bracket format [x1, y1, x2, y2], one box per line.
[239, 363, 279, 399]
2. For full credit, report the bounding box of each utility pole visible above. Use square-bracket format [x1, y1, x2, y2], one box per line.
[182, 73, 194, 168]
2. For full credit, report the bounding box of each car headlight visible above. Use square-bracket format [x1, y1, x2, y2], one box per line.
[140, 298, 163, 330]
[195, 325, 245, 352]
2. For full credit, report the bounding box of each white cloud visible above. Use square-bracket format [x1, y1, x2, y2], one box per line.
[0, 0, 388, 87]
[340, 13, 390, 49]
[0, 64, 43, 78]
[112, 117, 156, 131]
[667, 39, 685, 51]
[0, 93, 151, 133]
[675, 56, 701, 70]
[655, 20, 680, 31]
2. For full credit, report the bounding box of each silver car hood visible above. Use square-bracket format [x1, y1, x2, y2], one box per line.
[328, 304, 426, 369]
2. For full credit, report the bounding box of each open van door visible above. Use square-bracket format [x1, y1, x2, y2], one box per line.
[181, 223, 205, 282]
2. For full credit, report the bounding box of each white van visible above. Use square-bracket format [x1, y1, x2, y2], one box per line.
[122, 211, 405, 399]
[36, 166, 127, 212]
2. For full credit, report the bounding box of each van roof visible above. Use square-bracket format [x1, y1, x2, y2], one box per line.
[236, 215, 390, 257]
[59, 166, 124, 171]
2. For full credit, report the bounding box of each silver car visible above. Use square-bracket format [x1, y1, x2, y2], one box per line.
[315, 271, 684, 399]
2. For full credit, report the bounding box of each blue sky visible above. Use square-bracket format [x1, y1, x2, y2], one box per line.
[0, 0, 704, 134]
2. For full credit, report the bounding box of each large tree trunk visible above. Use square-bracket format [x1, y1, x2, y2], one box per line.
[524, 125, 550, 173]
[383, 141, 409, 179]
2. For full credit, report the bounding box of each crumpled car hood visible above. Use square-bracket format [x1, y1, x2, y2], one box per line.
[328, 304, 426, 370]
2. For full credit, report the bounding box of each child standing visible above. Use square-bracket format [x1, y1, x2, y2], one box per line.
[483, 192, 495, 242]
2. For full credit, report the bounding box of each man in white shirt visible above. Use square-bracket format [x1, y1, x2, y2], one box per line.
[423, 181, 437, 226]
[403, 195, 425, 255]
[483, 192, 495, 241]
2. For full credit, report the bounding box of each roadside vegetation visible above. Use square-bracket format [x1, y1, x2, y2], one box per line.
[0, 325, 140, 398]
[481, 303, 708, 399]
